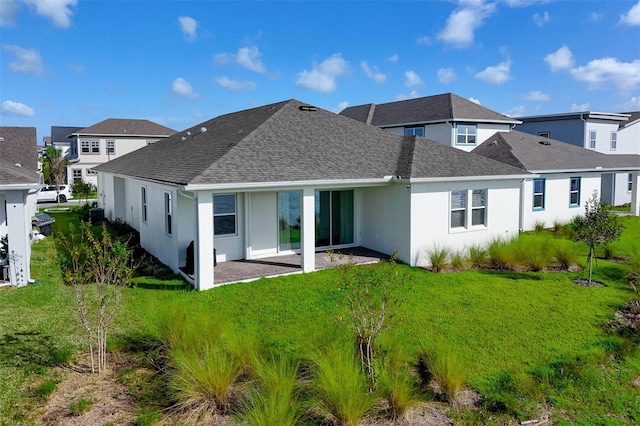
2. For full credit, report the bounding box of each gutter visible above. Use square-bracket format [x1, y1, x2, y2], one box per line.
[0, 183, 43, 191]
[529, 167, 640, 174]
[184, 178, 394, 192]
[409, 174, 533, 183]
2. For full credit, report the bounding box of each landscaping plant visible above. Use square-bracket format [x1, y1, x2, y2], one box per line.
[427, 245, 449, 272]
[377, 345, 421, 422]
[418, 341, 467, 408]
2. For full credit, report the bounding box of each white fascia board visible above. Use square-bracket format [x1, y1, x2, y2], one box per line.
[96, 171, 185, 188]
[380, 118, 520, 128]
[408, 174, 532, 183]
[0, 183, 42, 191]
[531, 167, 640, 174]
[72, 133, 171, 138]
[184, 178, 392, 192]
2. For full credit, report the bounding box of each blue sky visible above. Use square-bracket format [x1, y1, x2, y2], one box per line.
[1, 0, 639, 143]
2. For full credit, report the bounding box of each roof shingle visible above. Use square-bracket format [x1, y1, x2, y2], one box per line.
[73, 119, 176, 137]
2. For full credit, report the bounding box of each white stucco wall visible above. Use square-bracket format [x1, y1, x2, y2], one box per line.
[614, 172, 632, 206]
[409, 179, 521, 267]
[0, 189, 37, 286]
[617, 122, 640, 155]
[586, 120, 620, 152]
[523, 172, 601, 230]
[247, 191, 278, 259]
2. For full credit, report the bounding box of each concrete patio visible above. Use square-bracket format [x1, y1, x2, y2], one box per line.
[207, 247, 390, 285]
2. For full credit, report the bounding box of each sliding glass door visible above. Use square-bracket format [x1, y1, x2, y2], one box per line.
[315, 190, 354, 248]
[278, 192, 301, 251]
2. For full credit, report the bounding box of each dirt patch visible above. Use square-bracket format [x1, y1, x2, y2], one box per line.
[573, 279, 606, 287]
[38, 352, 139, 426]
[360, 402, 454, 425]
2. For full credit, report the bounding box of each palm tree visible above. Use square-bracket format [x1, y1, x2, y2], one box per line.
[40, 146, 69, 204]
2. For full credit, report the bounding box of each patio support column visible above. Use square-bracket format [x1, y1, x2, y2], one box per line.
[195, 192, 215, 290]
[5, 190, 29, 287]
[301, 187, 315, 272]
[631, 171, 640, 216]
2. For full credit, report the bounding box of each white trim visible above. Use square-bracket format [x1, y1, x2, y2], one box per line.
[409, 174, 532, 183]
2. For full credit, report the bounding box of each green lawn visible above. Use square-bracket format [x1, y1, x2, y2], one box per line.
[1, 213, 639, 424]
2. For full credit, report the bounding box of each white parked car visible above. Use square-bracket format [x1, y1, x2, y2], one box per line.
[37, 185, 73, 203]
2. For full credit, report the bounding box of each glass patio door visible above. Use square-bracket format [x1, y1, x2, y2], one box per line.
[278, 192, 301, 251]
[315, 190, 354, 248]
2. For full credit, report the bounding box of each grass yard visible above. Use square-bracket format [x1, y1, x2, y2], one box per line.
[0, 212, 639, 424]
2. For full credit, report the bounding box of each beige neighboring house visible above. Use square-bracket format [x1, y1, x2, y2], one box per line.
[67, 119, 176, 186]
[0, 126, 42, 287]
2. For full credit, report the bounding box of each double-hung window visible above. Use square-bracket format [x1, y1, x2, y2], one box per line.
[450, 189, 487, 229]
[81, 140, 90, 154]
[141, 187, 148, 224]
[404, 127, 424, 137]
[214, 194, 237, 236]
[91, 140, 100, 154]
[569, 177, 581, 207]
[629, 173, 634, 192]
[589, 131, 596, 149]
[106, 140, 115, 154]
[456, 123, 477, 145]
[533, 179, 545, 210]
[164, 192, 172, 236]
[72, 169, 82, 180]
[610, 132, 617, 150]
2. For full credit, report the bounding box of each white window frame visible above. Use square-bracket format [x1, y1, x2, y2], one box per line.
[106, 139, 115, 155]
[610, 132, 617, 151]
[450, 188, 488, 231]
[72, 169, 82, 180]
[533, 178, 545, 210]
[81, 140, 90, 154]
[86, 169, 97, 175]
[213, 193, 237, 236]
[164, 192, 173, 236]
[141, 186, 148, 224]
[404, 126, 424, 137]
[455, 123, 477, 145]
[589, 130, 596, 149]
[90, 140, 100, 154]
[569, 177, 581, 207]
[629, 173, 633, 193]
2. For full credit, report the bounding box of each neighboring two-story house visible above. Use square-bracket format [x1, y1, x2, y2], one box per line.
[340, 92, 522, 152]
[0, 126, 42, 287]
[67, 119, 176, 185]
[47, 126, 84, 184]
[515, 111, 640, 206]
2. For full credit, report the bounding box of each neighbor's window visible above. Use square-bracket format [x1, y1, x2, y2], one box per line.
[589, 130, 596, 149]
[471, 189, 487, 226]
[81, 140, 90, 154]
[72, 169, 82, 180]
[141, 186, 148, 224]
[456, 123, 477, 145]
[164, 192, 172, 236]
[214, 194, 236, 236]
[86, 169, 97, 175]
[451, 189, 488, 229]
[629, 173, 634, 192]
[538, 132, 550, 138]
[450, 190, 466, 228]
[533, 178, 545, 209]
[570, 177, 581, 207]
[610, 132, 617, 150]
[90, 140, 100, 154]
[404, 126, 424, 137]
[106, 140, 115, 154]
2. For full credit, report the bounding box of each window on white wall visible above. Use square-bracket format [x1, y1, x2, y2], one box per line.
[164, 192, 172, 236]
[72, 169, 82, 180]
[106, 140, 115, 154]
[589, 131, 596, 149]
[81, 140, 90, 154]
[450, 189, 487, 229]
[404, 127, 424, 136]
[629, 173, 633, 192]
[91, 140, 100, 154]
[533, 179, 545, 210]
[569, 177, 581, 207]
[214, 194, 236, 236]
[141, 187, 147, 224]
[455, 123, 477, 145]
[610, 132, 617, 150]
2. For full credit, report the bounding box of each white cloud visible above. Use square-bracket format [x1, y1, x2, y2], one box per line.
[502, 0, 551, 6]
[523, 90, 550, 101]
[533, 11, 550, 27]
[437, 67, 457, 84]
[215, 76, 256, 91]
[587, 12, 603, 23]
[178, 16, 198, 41]
[468, 97, 481, 105]
[623, 97, 640, 110]
[3, 44, 43, 75]
[619, 0, 640, 26]
[361, 61, 386, 83]
[0, 0, 19, 27]
[395, 90, 420, 101]
[545, 45, 574, 71]
[387, 53, 398, 63]
[338, 101, 349, 112]
[416, 36, 432, 45]
[66, 63, 85, 73]
[296, 54, 348, 93]
[404, 70, 422, 87]
[437, 1, 497, 48]
[22, 0, 76, 28]
[503, 105, 525, 117]
[214, 46, 266, 73]
[1, 100, 35, 117]
[570, 57, 640, 91]
[474, 59, 511, 84]
[171, 77, 200, 99]
[569, 102, 590, 112]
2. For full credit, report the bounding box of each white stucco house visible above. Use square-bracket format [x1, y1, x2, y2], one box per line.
[0, 127, 42, 287]
[66, 119, 176, 185]
[515, 111, 640, 206]
[94, 99, 534, 291]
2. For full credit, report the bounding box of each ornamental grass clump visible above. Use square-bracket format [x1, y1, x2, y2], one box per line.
[377, 346, 421, 422]
[488, 238, 515, 270]
[513, 234, 555, 271]
[418, 342, 467, 409]
[553, 239, 580, 270]
[427, 245, 449, 273]
[450, 250, 467, 271]
[469, 245, 488, 268]
[308, 341, 378, 426]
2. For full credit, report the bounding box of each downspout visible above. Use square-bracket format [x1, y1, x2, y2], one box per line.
[519, 178, 526, 232]
[580, 113, 588, 148]
[446, 121, 454, 146]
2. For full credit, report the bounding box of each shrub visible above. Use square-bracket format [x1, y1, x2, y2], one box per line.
[602, 243, 616, 260]
[377, 346, 421, 421]
[418, 342, 467, 408]
[309, 341, 377, 426]
[469, 245, 488, 268]
[450, 251, 467, 271]
[34, 379, 56, 400]
[69, 398, 94, 416]
[427, 245, 449, 273]
[533, 221, 545, 234]
[513, 235, 555, 271]
[554, 239, 579, 270]
[625, 243, 640, 285]
[488, 239, 515, 270]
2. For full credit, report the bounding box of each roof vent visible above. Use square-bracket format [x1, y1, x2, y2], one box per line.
[181, 136, 186, 141]
[0, 137, 4, 142]
[187, 131, 191, 136]
[200, 127, 207, 133]
[299, 105, 317, 112]
[14, 163, 22, 167]
[538, 140, 551, 146]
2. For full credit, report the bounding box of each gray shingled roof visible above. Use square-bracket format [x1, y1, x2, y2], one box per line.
[620, 111, 640, 128]
[73, 119, 176, 137]
[51, 126, 84, 143]
[0, 158, 40, 185]
[473, 131, 640, 172]
[94, 99, 529, 186]
[340, 93, 520, 127]
[0, 126, 38, 172]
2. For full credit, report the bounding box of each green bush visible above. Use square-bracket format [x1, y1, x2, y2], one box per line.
[554, 239, 579, 270]
[377, 346, 421, 421]
[513, 235, 555, 271]
[468, 245, 488, 268]
[427, 245, 449, 273]
[533, 221, 546, 234]
[488, 239, 515, 270]
[450, 251, 467, 271]
[418, 342, 467, 408]
[34, 379, 56, 400]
